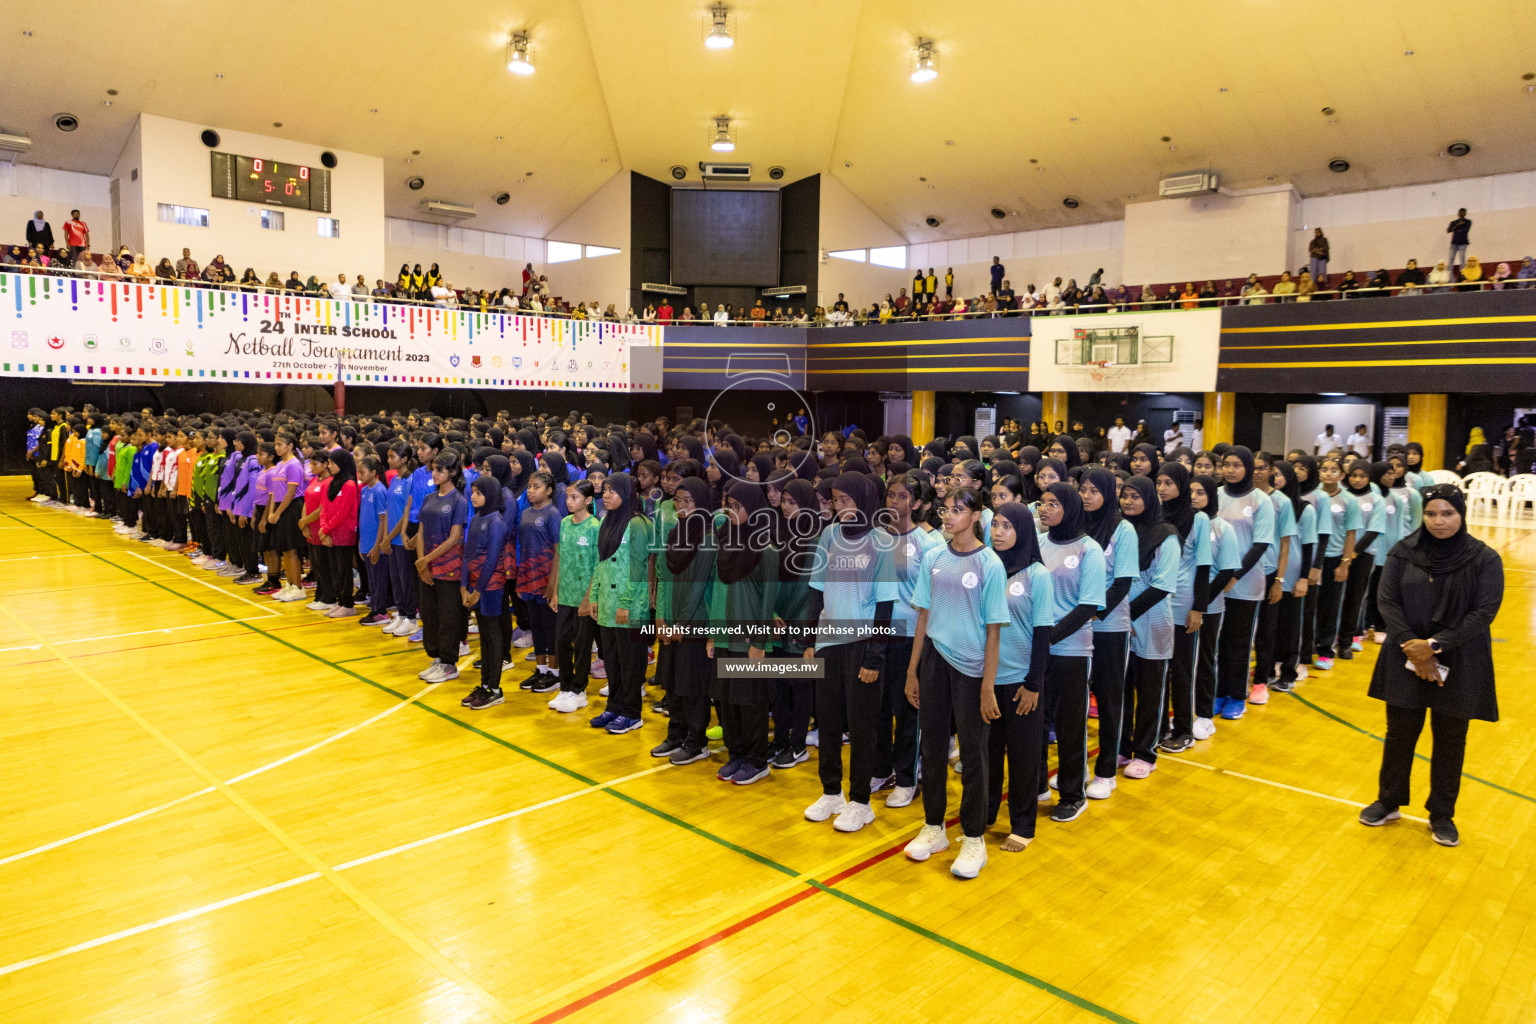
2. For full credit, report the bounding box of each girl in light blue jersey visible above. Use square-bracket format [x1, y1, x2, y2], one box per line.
[1214, 446, 1275, 720]
[1191, 474, 1242, 740]
[1268, 460, 1317, 692]
[1338, 460, 1388, 660]
[1292, 455, 1330, 674]
[1117, 476, 1180, 777]
[1154, 464, 1210, 753]
[1248, 451, 1297, 705]
[1081, 467, 1137, 801]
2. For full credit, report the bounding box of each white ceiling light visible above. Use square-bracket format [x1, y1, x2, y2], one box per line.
[506, 32, 535, 75]
[910, 39, 938, 83]
[710, 116, 735, 152]
[705, 4, 734, 49]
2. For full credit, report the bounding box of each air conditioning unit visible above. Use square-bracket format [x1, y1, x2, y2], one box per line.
[0, 132, 32, 156]
[1158, 171, 1219, 197]
[699, 162, 751, 181]
[641, 282, 688, 295]
[762, 284, 806, 297]
[420, 199, 476, 219]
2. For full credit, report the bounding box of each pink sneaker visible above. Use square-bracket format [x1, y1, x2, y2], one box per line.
[1248, 683, 1270, 705]
[1123, 758, 1156, 780]
[1116, 754, 1132, 767]
[590, 658, 607, 679]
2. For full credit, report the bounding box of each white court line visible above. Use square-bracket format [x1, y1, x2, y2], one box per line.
[1160, 753, 1430, 823]
[0, 684, 440, 866]
[0, 616, 274, 654]
[126, 551, 282, 617]
[0, 872, 322, 978]
[0, 761, 673, 978]
[0, 550, 121, 560]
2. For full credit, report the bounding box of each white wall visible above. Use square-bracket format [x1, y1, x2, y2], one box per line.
[1123, 186, 1295, 285]
[907, 221, 1125, 298]
[543, 170, 630, 312]
[385, 217, 544, 293]
[110, 118, 143, 255]
[818, 175, 907, 308]
[136, 113, 386, 283]
[0, 162, 112, 254]
[1298, 170, 1536, 274]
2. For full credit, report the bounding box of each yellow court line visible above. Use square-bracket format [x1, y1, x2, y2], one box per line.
[1221, 314, 1536, 334]
[1218, 357, 1536, 370]
[1158, 753, 1430, 823]
[1221, 335, 1536, 352]
[126, 550, 283, 617]
[0, 604, 519, 1023]
[0, 683, 440, 864]
[806, 336, 1033, 350]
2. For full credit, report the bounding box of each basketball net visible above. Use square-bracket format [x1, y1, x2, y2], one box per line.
[1087, 360, 1112, 384]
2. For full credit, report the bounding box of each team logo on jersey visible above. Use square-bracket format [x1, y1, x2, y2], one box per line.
[905, 542, 916, 558]
[1242, 505, 1254, 517]
[1008, 579, 1026, 596]
[854, 554, 870, 570]
[1331, 503, 1343, 514]
[961, 571, 978, 589]
[1064, 555, 1080, 569]
[932, 565, 942, 575]
[1385, 504, 1396, 515]
[577, 536, 588, 545]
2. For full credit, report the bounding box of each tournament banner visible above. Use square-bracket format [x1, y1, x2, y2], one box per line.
[0, 272, 663, 391]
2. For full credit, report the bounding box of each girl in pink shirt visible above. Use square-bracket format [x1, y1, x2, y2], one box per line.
[317, 449, 360, 617]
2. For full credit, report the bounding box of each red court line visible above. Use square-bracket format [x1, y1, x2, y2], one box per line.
[531, 747, 1098, 1024]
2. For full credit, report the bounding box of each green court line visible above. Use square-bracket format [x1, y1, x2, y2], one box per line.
[1285, 690, 1536, 804]
[3, 507, 1137, 1024]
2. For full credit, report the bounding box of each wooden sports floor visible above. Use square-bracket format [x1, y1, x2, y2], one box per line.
[2, 476, 1534, 1024]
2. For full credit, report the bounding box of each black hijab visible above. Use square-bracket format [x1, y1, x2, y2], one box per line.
[676, 435, 704, 464]
[1130, 443, 1162, 478]
[541, 450, 570, 485]
[716, 480, 774, 584]
[839, 454, 871, 476]
[1345, 461, 1377, 498]
[487, 454, 513, 493]
[326, 449, 356, 500]
[779, 478, 822, 582]
[1157, 462, 1195, 542]
[992, 501, 1041, 576]
[890, 435, 918, 465]
[508, 449, 536, 494]
[1223, 445, 1256, 497]
[597, 472, 637, 560]
[471, 474, 504, 515]
[1081, 467, 1122, 551]
[1049, 433, 1081, 470]
[665, 477, 714, 575]
[831, 471, 880, 539]
[1043, 481, 1088, 543]
[1121, 475, 1176, 570]
[1396, 485, 1491, 624]
[1192, 474, 1223, 520]
[1294, 454, 1321, 497]
[749, 452, 777, 484]
[1271, 459, 1305, 521]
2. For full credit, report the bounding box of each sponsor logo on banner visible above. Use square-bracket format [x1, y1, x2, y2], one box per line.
[46, 335, 64, 350]
[449, 354, 460, 368]
[83, 334, 98, 350]
[12, 332, 27, 349]
[471, 355, 481, 368]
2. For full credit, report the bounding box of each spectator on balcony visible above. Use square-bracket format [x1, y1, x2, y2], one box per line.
[1179, 283, 1199, 309]
[352, 274, 369, 297]
[1061, 278, 1083, 309]
[425, 263, 443, 290]
[990, 256, 1005, 294]
[678, 304, 695, 323]
[260, 271, 279, 292]
[155, 257, 176, 283]
[1019, 284, 1041, 311]
[831, 293, 850, 315]
[522, 262, 534, 293]
[303, 275, 325, 297]
[944, 267, 955, 297]
[326, 274, 350, 301]
[527, 294, 544, 314]
[1240, 273, 1266, 304]
[1308, 228, 1330, 282]
[51, 245, 73, 273]
[1296, 270, 1316, 302]
[1446, 208, 1471, 271]
[1106, 283, 1129, 311]
[657, 298, 675, 324]
[372, 280, 390, 298]
[1138, 283, 1157, 309]
[395, 264, 411, 294]
[605, 303, 620, 321]
[95, 252, 122, 281]
[924, 268, 937, 296]
[998, 280, 1016, 311]
[1088, 267, 1104, 289]
[1516, 257, 1535, 289]
[1336, 270, 1360, 298]
[236, 267, 258, 290]
[1272, 270, 1297, 302]
[1425, 261, 1453, 293]
[572, 301, 588, 320]
[1197, 281, 1218, 307]
[174, 248, 197, 279]
[1044, 277, 1063, 307]
[25, 211, 53, 250]
[1458, 256, 1483, 293]
[1085, 285, 1108, 311]
[63, 210, 89, 258]
[203, 255, 232, 284]
[1490, 262, 1513, 290]
[430, 279, 455, 307]
[894, 287, 910, 312]
[713, 304, 729, 326]
[128, 254, 153, 284]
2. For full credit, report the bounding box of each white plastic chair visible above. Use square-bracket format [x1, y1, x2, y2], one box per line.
[1464, 473, 1507, 518]
[1503, 474, 1536, 523]
[1428, 469, 1461, 487]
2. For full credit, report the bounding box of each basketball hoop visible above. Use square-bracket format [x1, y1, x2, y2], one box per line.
[1087, 360, 1113, 384]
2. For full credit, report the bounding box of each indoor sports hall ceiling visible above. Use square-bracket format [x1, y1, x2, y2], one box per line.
[3, 0, 1533, 242]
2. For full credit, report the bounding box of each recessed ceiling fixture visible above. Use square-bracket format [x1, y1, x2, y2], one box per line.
[710, 116, 735, 152]
[910, 39, 937, 83]
[21, 30, 32, 36]
[704, 4, 734, 49]
[1446, 141, 1472, 157]
[1404, 50, 1414, 56]
[106, 88, 118, 96]
[214, 73, 223, 79]
[506, 32, 535, 75]
[1321, 106, 1335, 115]
[1160, 135, 1171, 142]
[1328, 158, 1350, 173]
[273, 121, 283, 128]
[1524, 72, 1535, 81]
[369, 108, 378, 114]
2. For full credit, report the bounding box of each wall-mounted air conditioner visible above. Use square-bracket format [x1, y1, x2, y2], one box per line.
[420, 199, 476, 219]
[641, 282, 688, 295]
[1158, 172, 1219, 197]
[0, 133, 32, 157]
[699, 162, 751, 180]
[762, 284, 806, 296]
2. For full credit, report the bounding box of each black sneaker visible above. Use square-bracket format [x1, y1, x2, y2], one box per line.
[530, 674, 560, 693]
[769, 746, 801, 769]
[234, 573, 262, 585]
[1429, 816, 1460, 847]
[1270, 678, 1295, 693]
[650, 738, 683, 758]
[652, 697, 670, 716]
[1050, 800, 1087, 823]
[464, 687, 504, 710]
[1337, 647, 1354, 661]
[1358, 801, 1401, 826]
[472, 657, 483, 670]
[1158, 734, 1196, 754]
[519, 674, 543, 691]
[669, 743, 710, 765]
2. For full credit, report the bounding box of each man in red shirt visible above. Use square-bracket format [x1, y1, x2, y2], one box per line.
[656, 300, 674, 324]
[64, 210, 90, 258]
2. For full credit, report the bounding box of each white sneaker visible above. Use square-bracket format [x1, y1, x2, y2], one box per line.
[389, 617, 416, 637]
[950, 836, 987, 879]
[275, 584, 307, 602]
[1192, 717, 1217, 740]
[326, 605, 355, 618]
[885, 785, 917, 809]
[419, 660, 446, 681]
[1372, 630, 1388, 645]
[805, 729, 820, 748]
[458, 641, 471, 657]
[1086, 776, 1117, 800]
[467, 620, 479, 635]
[599, 684, 610, 697]
[436, 664, 459, 681]
[1048, 772, 1059, 790]
[512, 629, 533, 648]
[804, 793, 848, 822]
[833, 801, 876, 833]
[904, 824, 950, 861]
[1295, 665, 1309, 681]
[948, 736, 960, 761]
[550, 690, 588, 712]
[500, 659, 513, 671]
